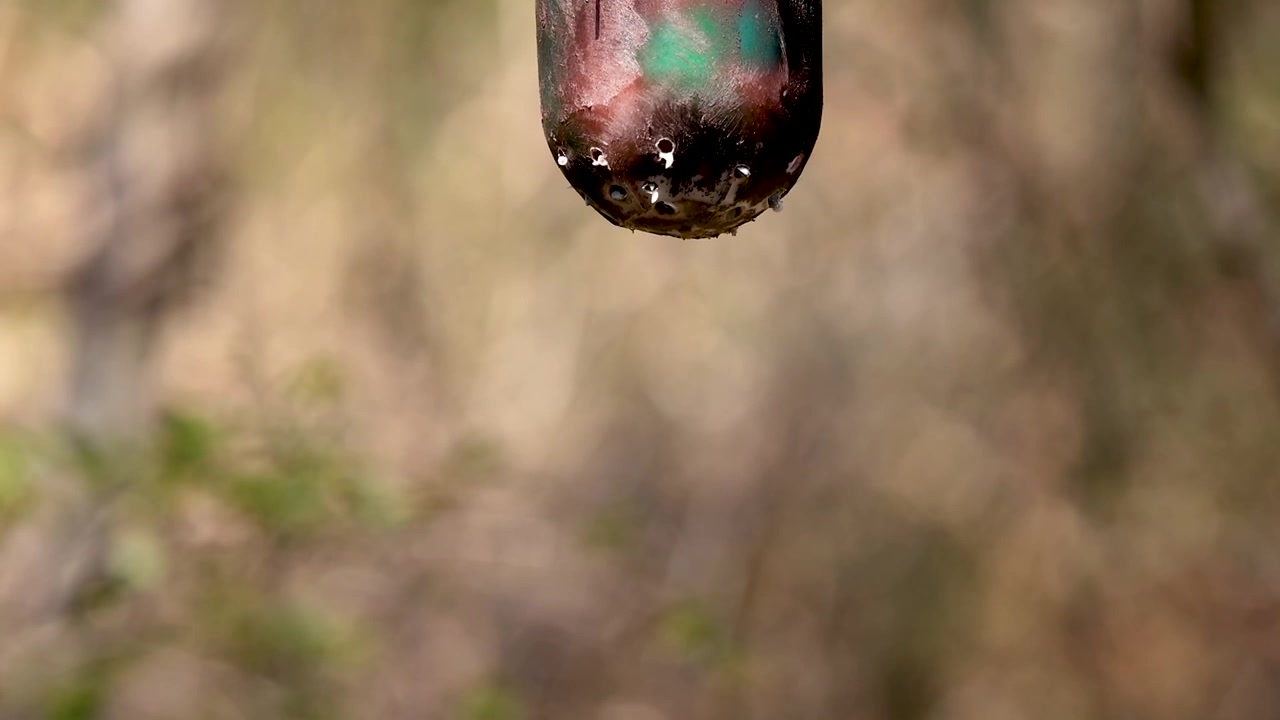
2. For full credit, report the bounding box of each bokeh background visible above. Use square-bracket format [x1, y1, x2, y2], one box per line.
[2, 0, 1280, 718]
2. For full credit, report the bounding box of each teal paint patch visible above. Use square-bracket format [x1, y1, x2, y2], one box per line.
[640, 23, 713, 89]
[737, 0, 782, 68]
[638, 10, 730, 91]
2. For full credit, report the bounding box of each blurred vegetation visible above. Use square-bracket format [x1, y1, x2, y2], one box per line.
[2, 0, 1280, 718]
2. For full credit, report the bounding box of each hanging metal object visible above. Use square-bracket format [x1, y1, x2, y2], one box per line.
[536, 0, 823, 239]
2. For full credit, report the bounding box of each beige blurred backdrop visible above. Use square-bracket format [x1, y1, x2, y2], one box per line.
[1, 0, 1279, 718]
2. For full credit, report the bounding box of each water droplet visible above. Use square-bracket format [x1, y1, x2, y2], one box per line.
[734, 165, 751, 178]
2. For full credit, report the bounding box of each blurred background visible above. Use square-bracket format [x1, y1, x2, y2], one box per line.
[1, 0, 1279, 718]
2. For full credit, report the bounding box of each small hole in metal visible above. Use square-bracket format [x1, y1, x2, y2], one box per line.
[655, 138, 675, 169]
[734, 165, 751, 178]
[642, 181, 661, 203]
[655, 201, 677, 216]
[609, 185, 627, 201]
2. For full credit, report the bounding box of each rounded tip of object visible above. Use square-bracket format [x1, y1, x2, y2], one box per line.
[547, 115, 815, 239]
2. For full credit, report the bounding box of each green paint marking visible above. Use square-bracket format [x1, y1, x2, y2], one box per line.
[638, 3, 782, 91]
[639, 10, 731, 91]
[738, 1, 782, 68]
[640, 23, 713, 89]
